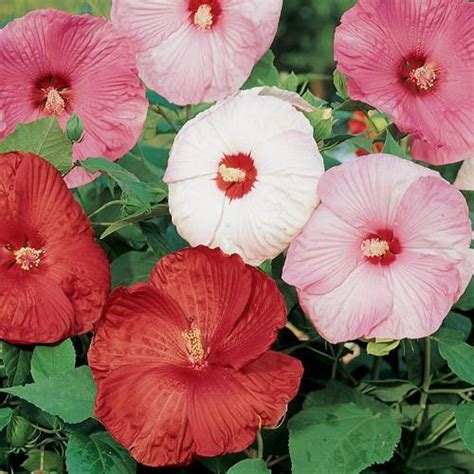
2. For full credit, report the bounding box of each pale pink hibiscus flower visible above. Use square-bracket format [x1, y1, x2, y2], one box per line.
[164, 88, 324, 265]
[0, 9, 148, 187]
[283, 154, 472, 343]
[111, 0, 283, 105]
[334, 0, 474, 165]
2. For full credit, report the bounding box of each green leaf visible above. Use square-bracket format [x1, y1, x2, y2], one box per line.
[359, 381, 417, 403]
[306, 107, 333, 142]
[280, 71, 299, 92]
[382, 131, 410, 160]
[31, 339, 76, 382]
[0, 117, 72, 174]
[367, 339, 401, 357]
[22, 449, 64, 473]
[455, 277, 474, 311]
[333, 69, 349, 99]
[0, 366, 96, 424]
[0, 409, 13, 431]
[289, 402, 401, 474]
[66, 114, 85, 143]
[0, 342, 32, 386]
[434, 329, 474, 384]
[66, 431, 136, 474]
[227, 459, 270, 474]
[140, 218, 187, 259]
[80, 158, 154, 209]
[455, 403, 474, 453]
[111, 250, 157, 288]
[243, 50, 279, 88]
[443, 312, 472, 341]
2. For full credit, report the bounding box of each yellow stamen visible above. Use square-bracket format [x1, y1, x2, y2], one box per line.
[219, 164, 246, 183]
[44, 88, 65, 115]
[194, 4, 213, 30]
[183, 324, 205, 364]
[13, 247, 43, 271]
[361, 238, 389, 258]
[412, 65, 437, 91]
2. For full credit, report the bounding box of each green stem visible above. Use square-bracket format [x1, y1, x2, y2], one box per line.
[406, 337, 432, 466]
[150, 104, 179, 133]
[330, 344, 344, 380]
[418, 417, 456, 447]
[428, 387, 474, 394]
[371, 357, 381, 381]
[256, 428, 264, 459]
[88, 200, 123, 220]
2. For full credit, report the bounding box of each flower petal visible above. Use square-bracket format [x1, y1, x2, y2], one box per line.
[454, 157, 474, 191]
[94, 363, 195, 467]
[368, 251, 463, 339]
[317, 154, 437, 232]
[298, 261, 393, 343]
[283, 205, 365, 295]
[88, 285, 189, 381]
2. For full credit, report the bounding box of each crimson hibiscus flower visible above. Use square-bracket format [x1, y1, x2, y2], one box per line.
[88, 246, 303, 467]
[0, 152, 110, 344]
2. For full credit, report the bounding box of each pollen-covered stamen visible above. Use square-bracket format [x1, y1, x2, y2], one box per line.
[410, 64, 437, 91]
[194, 4, 214, 30]
[44, 87, 66, 115]
[361, 238, 389, 258]
[13, 246, 44, 271]
[219, 164, 246, 183]
[183, 324, 205, 364]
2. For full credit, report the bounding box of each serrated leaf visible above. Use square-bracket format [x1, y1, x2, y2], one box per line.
[382, 131, 410, 160]
[66, 431, 136, 474]
[0, 366, 96, 424]
[80, 158, 154, 209]
[0, 409, 13, 431]
[227, 459, 270, 474]
[434, 329, 474, 384]
[31, 339, 76, 382]
[455, 403, 474, 453]
[243, 50, 279, 88]
[0, 342, 32, 386]
[289, 402, 401, 474]
[0, 117, 72, 174]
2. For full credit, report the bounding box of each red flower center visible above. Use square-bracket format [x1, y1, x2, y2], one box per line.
[400, 54, 439, 94]
[361, 229, 401, 266]
[215, 153, 258, 200]
[188, 0, 222, 30]
[34, 75, 72, 115]
[12, 246, 44, 271]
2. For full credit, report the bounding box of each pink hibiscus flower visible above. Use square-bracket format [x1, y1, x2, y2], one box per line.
[164, 87, 324, 265]
[334, 0, 474, 165]
[283, 154, 472, 343]
[111, 0, 283, 105]
[0, 9, 148, 187]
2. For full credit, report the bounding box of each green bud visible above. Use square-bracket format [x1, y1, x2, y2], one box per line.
[66, 113, 85, 143]
[6, 415, 35, 448]
[367, 339, 401, 357]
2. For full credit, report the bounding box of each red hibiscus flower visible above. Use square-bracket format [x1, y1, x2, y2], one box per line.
[88, 246, 303, 467]
[0, 152, 110, 344]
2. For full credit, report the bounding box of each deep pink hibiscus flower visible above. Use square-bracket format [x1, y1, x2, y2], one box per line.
[111, 0, 283, 105]
[334, 0, 474, 165]
[0, 9, 148, 187]
[283, 154, 472, 343]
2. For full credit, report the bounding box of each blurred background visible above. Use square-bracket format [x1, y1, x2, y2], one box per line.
[0, 0, 356, 99]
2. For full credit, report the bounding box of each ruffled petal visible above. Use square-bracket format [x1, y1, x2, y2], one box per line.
[368, 251, 463, 339]
[283, 205, 365, 295]
[94, 363, 195, 467]
[188, 355, 301, 457]
[411, 137, 474, 166]
[298, 261, 393, 344]
[317, 154, 437, 232]
[88, 285, 190, 381]
[394, 176, 471, 260]
[0, 274, 74, 344]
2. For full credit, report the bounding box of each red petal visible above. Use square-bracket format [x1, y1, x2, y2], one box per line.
[0, 274, 74, 344]
[188, 353, 302, 457]
[94, 363, 195, 467]
[209, 267, 287, 369]
[150, 246, 254, 354]
[88, 285, 190, 381]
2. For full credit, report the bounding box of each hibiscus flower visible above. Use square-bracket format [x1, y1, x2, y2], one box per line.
[283, 154, 472, 343]
[334, 0, 474, 165]
[88, 246, 303, 467]
[0, 152, 110, 344]
[164, 88, 325, 265]
[111, 0, 283, 105]
[0, 9, 148, 187]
